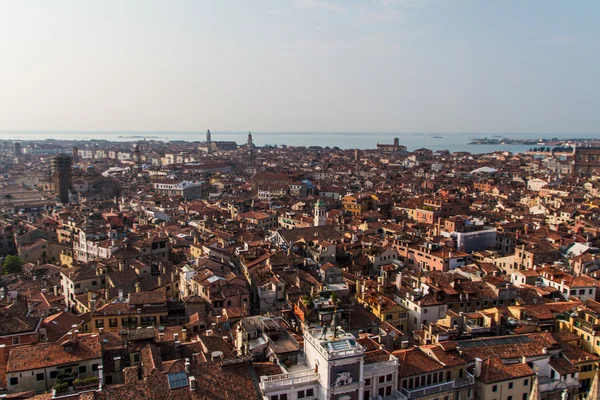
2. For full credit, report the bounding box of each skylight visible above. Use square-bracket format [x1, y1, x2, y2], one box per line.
[167, 371, 188, 389]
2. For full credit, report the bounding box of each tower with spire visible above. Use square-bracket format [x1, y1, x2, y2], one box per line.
[247, 131, 253, 148]
[314, 199, 326, 227]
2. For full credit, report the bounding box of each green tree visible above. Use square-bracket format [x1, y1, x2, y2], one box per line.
[2, 255, 24, 274]
[330, 291, 339, 305]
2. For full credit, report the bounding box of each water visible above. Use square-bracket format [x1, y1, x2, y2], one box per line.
[1, 130, 597, 154]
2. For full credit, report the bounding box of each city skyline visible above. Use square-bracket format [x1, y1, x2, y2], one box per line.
[1, 0, 599, 134]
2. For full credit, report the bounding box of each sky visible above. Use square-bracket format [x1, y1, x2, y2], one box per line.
[0, 0, 598, 134]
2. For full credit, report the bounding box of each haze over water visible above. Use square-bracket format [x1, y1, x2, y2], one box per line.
[1, 131, 598, 154]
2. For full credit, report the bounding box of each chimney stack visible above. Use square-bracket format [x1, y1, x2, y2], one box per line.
[135, 282, 141, 293]
[474, 358, 482, 378]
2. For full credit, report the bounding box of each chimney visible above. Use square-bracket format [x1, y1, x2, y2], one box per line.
[113, 356, 121, 370]
[158, 276, 163, 287]
[90, 299, 97, 312]
[189, 376, 196, 391]
[53, 286, 58, 296]
[118, 290, 124, 301]
[135, 282, 141, 293]
[72, 329, 79, 342]
[174, 333, 179, 342]
[98, 365, 104, 389]
[185, 358, 190, 373]
[98, 327, 104, 344]
[474, 358, 483, 378]
[183, 327, 188, 342]
[0, 344, 6, 365]
[119, 261, 125, 272]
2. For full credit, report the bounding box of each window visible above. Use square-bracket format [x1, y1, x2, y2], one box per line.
[523, 394, 528, 400]
[365, 378, 371, 386]
[508, 397, 512, 400]
[386, 374, 392, 382]
[79, 365, 87, 374]
[12, 336, 20, 345]
[109, 318, 118, 328]
[95, 319, 104, 328]
[509, 382, 513, 389]
[306, 389, 313, 397]
[36, 372, 45, 381]
[493, 385, 498, 392]
[298, 391, 305, 399]
[379, 376, 385, 383]
[9, 377, 18, 385]
[50, 370, 58, 379]
[524, 379, 529, 386]
[92, 364, 99, 372]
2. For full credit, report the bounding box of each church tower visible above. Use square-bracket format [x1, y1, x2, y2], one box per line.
[314, 199, 326, 227]
[206, 129, 212, 143]
[247, 132, 253, 148]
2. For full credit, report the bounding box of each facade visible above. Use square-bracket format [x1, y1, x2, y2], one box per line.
[575, 147, 600, 174]
[259, 325, 402, 400]
[5, 331, 102, 394]
[153, 180, 204, 199]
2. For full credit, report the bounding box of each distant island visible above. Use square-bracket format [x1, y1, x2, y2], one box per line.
[118, 135, 159, 139]
[468, 137, 594, 146]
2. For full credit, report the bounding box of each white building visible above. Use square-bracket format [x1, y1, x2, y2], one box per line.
[259, 325, 401, 400]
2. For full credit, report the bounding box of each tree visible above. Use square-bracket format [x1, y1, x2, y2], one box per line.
[2, 255, 23, 274]
[330, 291, 340, 305]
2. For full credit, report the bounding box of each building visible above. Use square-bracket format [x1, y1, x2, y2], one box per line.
[52, 153, 73, 203]
[206, 129, 211, 143]
[575, 147, 600, 174]
[0, 223, 15, 256]
[14, 142, 21, 157]
[314, 199, 327, 227]
[5, 330, 103, 393]
[259, 322, 401, 400]
[153, 180, 204, 199]
[90, 289, 169, 333]
[377, 138, 408, 154]
[473, 357, 535, 400]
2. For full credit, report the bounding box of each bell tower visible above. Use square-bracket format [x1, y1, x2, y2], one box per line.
[314, 199, 326, 227]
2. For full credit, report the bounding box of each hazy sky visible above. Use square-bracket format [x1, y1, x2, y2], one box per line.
[0, 0, 598, 133]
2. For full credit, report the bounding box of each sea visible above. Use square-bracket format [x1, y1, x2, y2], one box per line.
[1, 131, 598, 154]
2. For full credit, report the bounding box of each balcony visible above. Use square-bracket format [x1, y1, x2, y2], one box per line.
[399, 373, 474, 399]
[574, 317, 600, 333]
[538, 376, 579, 393]
[364, 359, 398, 373]
[259, 369, 319, 390]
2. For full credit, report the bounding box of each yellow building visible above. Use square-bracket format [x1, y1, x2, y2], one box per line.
[556, 300, 600, 357]
[342, 195, 368, 215]
[393, 346, 475, 400]
[474, 357, 535, 400]
[355, 290, 408, 332]
[88, 289, 169, 333]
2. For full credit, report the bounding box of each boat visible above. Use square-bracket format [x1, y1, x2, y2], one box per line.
[432, 136, 443, 139]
